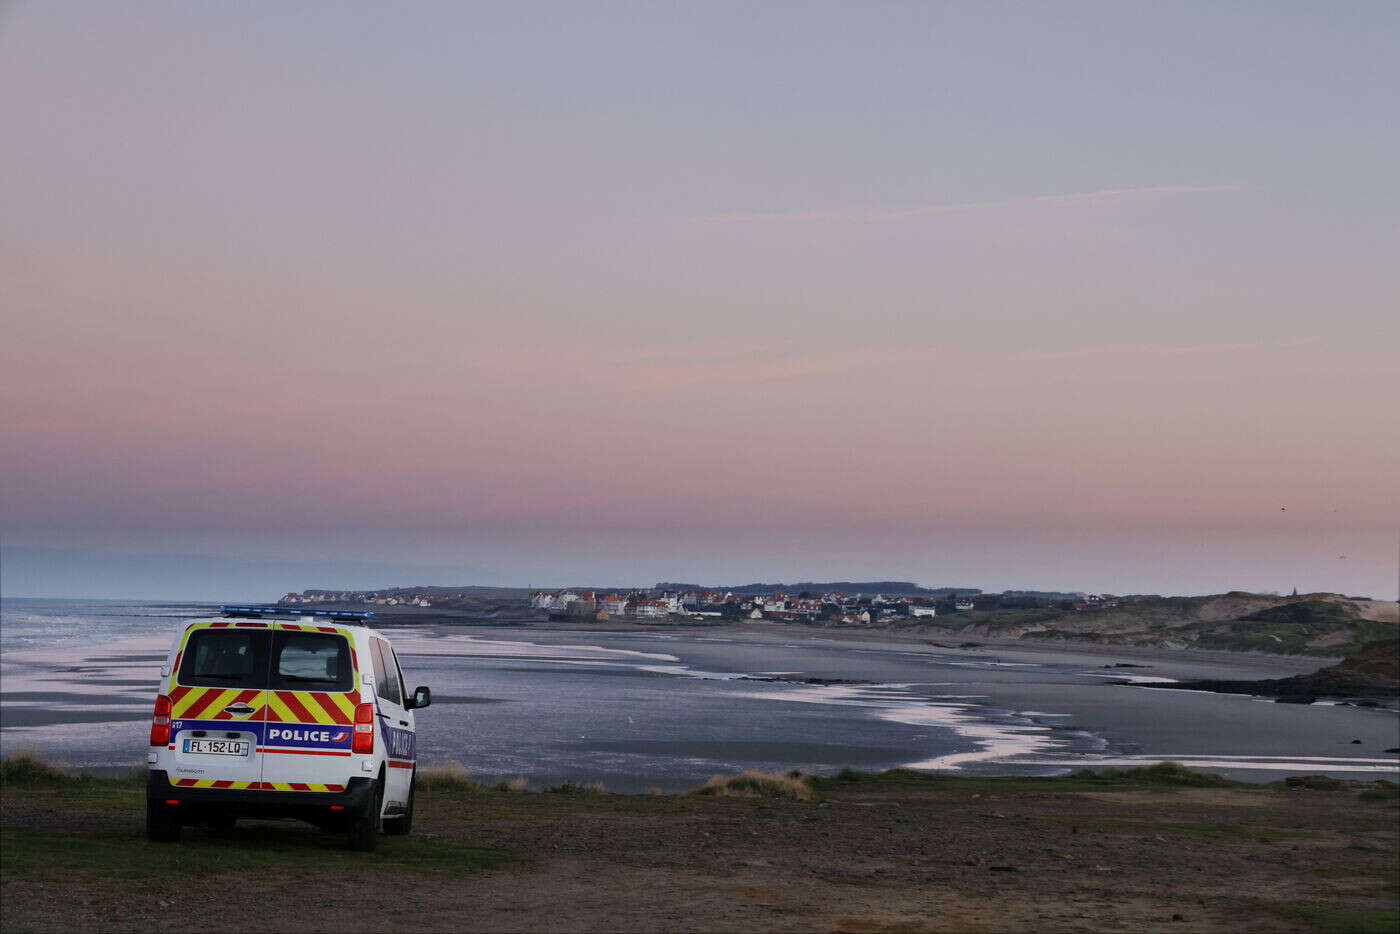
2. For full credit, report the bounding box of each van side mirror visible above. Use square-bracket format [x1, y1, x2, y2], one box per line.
[407, 685, 431, 710]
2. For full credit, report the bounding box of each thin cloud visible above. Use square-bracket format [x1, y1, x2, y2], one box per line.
[1004, 335, 1321, 363]
[632, 354, 858, 390]
[469, 334, 1330, 393]
[690, 185, 1241, 226]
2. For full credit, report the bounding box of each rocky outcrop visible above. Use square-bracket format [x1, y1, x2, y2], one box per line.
[1138, 639, 1400, 702]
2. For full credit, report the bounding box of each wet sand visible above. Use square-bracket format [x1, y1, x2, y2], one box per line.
[2, 620, 1396, 785]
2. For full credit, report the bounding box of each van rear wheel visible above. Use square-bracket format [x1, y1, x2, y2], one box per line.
[146, 801, 181, 843]
[347, 780, 382, 852]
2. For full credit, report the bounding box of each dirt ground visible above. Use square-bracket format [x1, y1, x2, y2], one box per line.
[2, 777, 1397, 933]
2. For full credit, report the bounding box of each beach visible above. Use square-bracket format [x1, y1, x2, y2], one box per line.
[3, 600, 1396, 786]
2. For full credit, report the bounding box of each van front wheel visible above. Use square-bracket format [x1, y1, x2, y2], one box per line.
[146, 801, 181, 843]
[347, 780, 382, 852]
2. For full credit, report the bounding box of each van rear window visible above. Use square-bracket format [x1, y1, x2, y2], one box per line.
[271, 632, 352, 692]
[178, 630, 268, 689]
[177, 629, 352, 692]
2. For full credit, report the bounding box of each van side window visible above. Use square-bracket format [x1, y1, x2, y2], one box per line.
[179, 630, 268, 689]
[370, 638, 401, 706]
[390, 648, 409, 703]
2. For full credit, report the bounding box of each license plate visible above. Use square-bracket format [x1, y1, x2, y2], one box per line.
[183, 738, 250, 756]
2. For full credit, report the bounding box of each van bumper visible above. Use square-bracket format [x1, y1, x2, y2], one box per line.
[147, 770, 376, 819]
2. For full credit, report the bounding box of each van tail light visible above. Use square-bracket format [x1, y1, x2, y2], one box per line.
[150, 694, 172, 746]
[352, 703, 375, 754]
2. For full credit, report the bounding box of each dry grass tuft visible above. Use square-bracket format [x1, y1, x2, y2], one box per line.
[692, 769, 816, 801]
[0, 752, 84, 787]
[417, 761, 485, 792]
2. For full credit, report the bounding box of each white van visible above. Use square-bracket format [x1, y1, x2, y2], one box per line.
[146, 606, 430, 851]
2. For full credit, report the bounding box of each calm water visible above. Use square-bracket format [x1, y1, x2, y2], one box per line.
[2, 598, 1395, 789]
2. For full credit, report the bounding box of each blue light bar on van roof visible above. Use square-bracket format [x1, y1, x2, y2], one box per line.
[219, 605, 374, 623]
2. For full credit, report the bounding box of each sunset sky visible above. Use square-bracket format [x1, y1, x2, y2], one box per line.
[2, 1, 1397, 600]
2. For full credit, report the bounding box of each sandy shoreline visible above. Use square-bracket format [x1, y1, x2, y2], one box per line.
[375, 614, 1343, 672]
[3, 614, 1396, 784]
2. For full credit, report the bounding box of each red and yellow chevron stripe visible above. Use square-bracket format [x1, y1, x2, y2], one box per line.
[168, 686, 265, 720]
[264, 690, 357, 725]
[168, 686, 357, 724]
[168, 778, 346, 792]
[272, 622, 345, 634]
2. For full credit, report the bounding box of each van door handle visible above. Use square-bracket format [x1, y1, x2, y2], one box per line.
[398, 720, 409, 726]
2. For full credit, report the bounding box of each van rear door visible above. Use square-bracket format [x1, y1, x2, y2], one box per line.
[166, 621, 269, 790]
[258, 623, 359, 793]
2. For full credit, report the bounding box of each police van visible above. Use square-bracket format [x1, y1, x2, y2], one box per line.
[146, 606, 430, 851]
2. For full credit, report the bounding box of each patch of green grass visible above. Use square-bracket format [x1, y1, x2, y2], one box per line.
[543, 780, 610, 795]
[816, 772, 1127, 793]
[1179, 610, 1394, 657]
[815, 761, 1242, 792]
[40, 784, 148, 812]
[1066, 761, 1241, 787]
[1094, 819, 1311, 843]
[1304, 871, 1400, 903]
[1243, 601, 1361, 625]
[1, 765, 145, 816]
[1357, 781, 1399, 802]
[0, 826, 514, 882]
[1259, 903, 1400, 934]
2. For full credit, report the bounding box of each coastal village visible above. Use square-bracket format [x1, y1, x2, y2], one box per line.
[525, 588, 1126, 622]
[278, 586, 1128, 623]
[530, 588, 943, 623]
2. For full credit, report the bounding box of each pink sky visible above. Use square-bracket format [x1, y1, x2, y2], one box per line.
[2, 2, 1397, 599]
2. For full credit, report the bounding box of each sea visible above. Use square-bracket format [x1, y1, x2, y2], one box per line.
[2, 598, 1396, 790]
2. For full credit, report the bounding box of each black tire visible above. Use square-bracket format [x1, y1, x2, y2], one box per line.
[384, 772, 414, 837]
[347, 779, 382, 852]
[146, 801, 182, 843]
